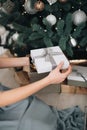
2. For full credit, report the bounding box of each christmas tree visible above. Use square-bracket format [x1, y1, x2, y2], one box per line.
[0, 0, 87, 59]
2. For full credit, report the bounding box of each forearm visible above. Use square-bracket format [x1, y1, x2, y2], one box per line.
[0, 76, 50, 107]
[0, 57, 29, 68]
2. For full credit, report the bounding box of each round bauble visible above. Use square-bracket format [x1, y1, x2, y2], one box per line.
[24, 0, 37, 14]
[0, 25, 6, 35]
[72, 10, 87, 26]
[46, 14, 57, 26]
[34, 1, 45, 11]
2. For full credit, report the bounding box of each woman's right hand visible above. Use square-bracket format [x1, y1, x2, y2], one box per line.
[47, 62, 72, 84]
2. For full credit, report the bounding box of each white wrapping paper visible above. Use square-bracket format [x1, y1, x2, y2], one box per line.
[30, 46, 69, 73]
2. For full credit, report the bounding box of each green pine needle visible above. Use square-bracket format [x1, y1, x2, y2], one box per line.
[29, 32, 43, 40]
[59, 35, 68, 51]
[56, 20, 64, 36]
[43, 37, 53, 47]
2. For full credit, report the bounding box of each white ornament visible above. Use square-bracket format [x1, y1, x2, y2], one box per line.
[12, 32, 19, 41]
[24, 0, 38, 14]
[8, 37, 12, 45]
[0, 25, 6, 35]
[46, 14, 57, 26]
[47, 0, 57, 5]
[72, 9, 87, 26]
[70, 36, 77, 47]
[0, 47, 7, 55]
[1, 31, 9, 45]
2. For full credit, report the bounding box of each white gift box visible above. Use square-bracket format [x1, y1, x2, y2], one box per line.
[67, 66, 87, 87]
[30, 46, 69, 73]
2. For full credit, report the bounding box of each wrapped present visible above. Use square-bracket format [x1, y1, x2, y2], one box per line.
[67, 65, 87, 87]
[30, 46, 69, 73]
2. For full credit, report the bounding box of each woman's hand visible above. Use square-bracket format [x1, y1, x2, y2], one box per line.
[47, 62, 72, 84]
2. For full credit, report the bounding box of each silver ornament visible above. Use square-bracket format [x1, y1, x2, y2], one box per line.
[12, 32, 19, 41]
[72, 9, 87, 26]
[24, 0, 38, 14]
[47, 0, 57, 5]
[46, 14, 57, 26]
[0, 25, 6, 35]
[70, 36, 77, 47]
[1, 31, 9, 45]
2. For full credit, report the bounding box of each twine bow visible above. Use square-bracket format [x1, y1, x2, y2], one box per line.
[32, 48, 63, 70]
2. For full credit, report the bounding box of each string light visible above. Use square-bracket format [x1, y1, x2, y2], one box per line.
[44, 29, 47, 32]
[55, 27, 58, 30]
[24, 11, 27, 13]
[79, 2, 82, 5]
[59, 17, 61, 20]
[86, 47, 87, 51]
[60, 9, 62, 11]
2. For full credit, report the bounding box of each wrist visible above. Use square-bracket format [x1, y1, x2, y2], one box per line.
[44, 75, 52, 86]
[21, 57, 29, 66]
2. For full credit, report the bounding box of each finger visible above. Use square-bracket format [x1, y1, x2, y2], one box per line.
[56, 61, 64, 70]
[63, 65, 72, 76]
